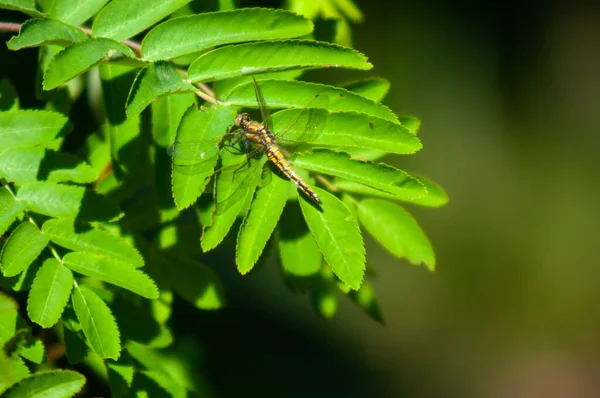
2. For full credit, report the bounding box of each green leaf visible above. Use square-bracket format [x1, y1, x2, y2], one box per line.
[340, 77, 390, 102]
[107, 361, 134, 397]
[293, 150, 427, 200]
[187, 40, 372, 82]
[0, 147, 97, 185]
[0, 187, 26, 236]
[7, 18, 88, 50]
[43, 38, 140, 91]
[151, 92, 196, 148]
[142, 8, 313, 61]
[171, 104, 237, 210]
[0, 78, 19, 111]
[92, 0, 191, 41]
[272, 109, 422, 154]
[333, 0, 364, 22]
[299, 187, 365, 289]
[236, 172, 290, 274]
[0, 110, 69, 150]
[200, 153, 265, 252]
[357, 199, 435, 270]
[0, 355, 29, 395]
[0, 258, 39, 292]
[126, 62, 195, 117]
[63, 252, 158, 299]
[164, 257, 226, 310]
[46, 0, 110, 25]
[1, 222, 49, 277]
[344, 280, 384, 324]
[27, 258, 73, 328]
[0, 0, 42, 17]
[212, 70, 303, 98]
[224, 79, 397, 122]
[336, 174, 449, 208]
[278, 203, 321, 276]
[2, 370, 85, 398]
[17, 182, 122, 221]
[42, 219, 144, 268]
[72, 284, 120, 360]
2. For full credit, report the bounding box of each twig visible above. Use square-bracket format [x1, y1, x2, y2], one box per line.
[0, 22, 20, 33]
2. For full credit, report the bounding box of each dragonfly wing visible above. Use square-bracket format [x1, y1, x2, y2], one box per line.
[271, 93, 330, 148]
[252, 76, 273, 132]
[213, 148, 267, 215]
[169, 137, 223, 177]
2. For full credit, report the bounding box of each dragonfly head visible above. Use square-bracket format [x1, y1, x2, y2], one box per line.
[235, 113, 251, 127]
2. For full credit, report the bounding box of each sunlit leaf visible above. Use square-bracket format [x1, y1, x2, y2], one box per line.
[42, 219, 144, 268]
[171, 104, 237, 210]
[224, 79, 397, 122]
[357, 199, 435, 270]
[0, 222, 49, 277]
[273, 109, 421, 154]
[72, 284, 120, 359]
[2, 370, 85, 398]
[299, 187, 365, 289]
[0, 0, 42, 17]
[200, 153, 265, 252]
[126, 61, 195, 117]
[107, 361, 134, 397]
[92, 0, 191, 41]
[0, 187, 26, 236]
[0, 110, 69, 150]
[27, 258, 73, 328]
[142, 8, 313, 61]
[340, 77, 390, 102]
[293, 150, 427, 200]
[43, 38, 141, 90]
[0, 147, 97, 185]
[188, 40, 372, 82]
[7, 18, 88, 50]
[46, 0, 110, 25]
[236, 172, 290, 274]
[17, 181, 122, 221]
[336, 174, 449, 208]
[63, 252, 158, 299]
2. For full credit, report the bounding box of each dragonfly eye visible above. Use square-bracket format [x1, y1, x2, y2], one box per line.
[235, 113, 250, 127]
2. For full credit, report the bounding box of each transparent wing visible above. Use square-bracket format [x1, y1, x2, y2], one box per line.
[252, 76, 273, 132]
[269, 93, 330, 150]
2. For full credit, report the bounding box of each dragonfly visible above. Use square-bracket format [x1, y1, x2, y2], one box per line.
[170, 77, 328, 210]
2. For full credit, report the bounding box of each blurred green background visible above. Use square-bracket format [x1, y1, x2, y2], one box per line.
[2, 0, 600, 397]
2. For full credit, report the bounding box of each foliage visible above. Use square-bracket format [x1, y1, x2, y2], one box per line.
[0, 0, 447, 395]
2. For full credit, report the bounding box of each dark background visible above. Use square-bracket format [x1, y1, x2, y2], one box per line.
[2, 1, 600, 397]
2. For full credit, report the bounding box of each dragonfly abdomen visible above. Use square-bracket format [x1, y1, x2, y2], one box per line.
[265, 146, 322, 205]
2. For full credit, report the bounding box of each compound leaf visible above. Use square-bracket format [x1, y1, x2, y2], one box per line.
[27, 258, 73, 328]
[188, 40, 372, 82]
[126, 61, 195, 117]
[299, 187, 365, 290]
[7, 18, 88, 51]
[0, 0, 42, 17]
[0, 187, 26, 236]
[0, 110, 69, 150]
[1, 222, 49, 277]
[92, 0, 191, 41]
[224, 79, 397, 122]
[2, 370, 85, 398]
[357, 199, 435, 270]
[46, 0, 110, 25]
[340, 77, 390, 102]
[63, 252, 158, 299]
[272, 109, 422, 155]
[72, 284, 120, 359]
[142, 8, 313, 61]
[236, 172, 290, 274]
[43, 38, 140, 90]
[42, 218, 143, 268]
[293, 150, 427, 200]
